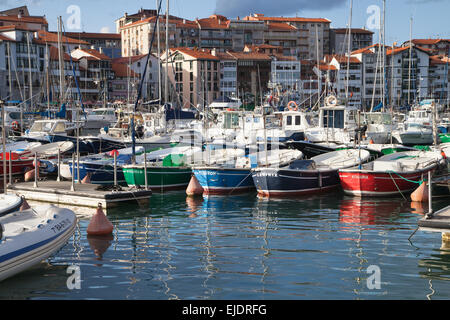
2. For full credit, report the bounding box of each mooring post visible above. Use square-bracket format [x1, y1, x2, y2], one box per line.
[57, 148, 61, 182]
[34, 152, 38, 188]
[71, 152, 75, 192]
[427, 170, 433, 219]
[144, 151, 148, 190]
[8, 151, 12, 186]
[114, 151, 117, 187]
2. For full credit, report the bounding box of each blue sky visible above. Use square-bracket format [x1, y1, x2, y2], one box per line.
[1, 0, 449, 45]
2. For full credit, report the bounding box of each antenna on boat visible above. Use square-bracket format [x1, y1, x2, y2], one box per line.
[1, 100, 6, 195]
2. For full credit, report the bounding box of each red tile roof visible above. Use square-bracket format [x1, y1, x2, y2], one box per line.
[79, 48, 112, 60]
[171, 47, 219, 60]
[317, 64, 337, 71]
[112, 63, 139, 78]
[266, 22, 297, 31]
[332, 55, 361, 64]
[0, 15, 48, 25]
[63, 32, 121, 40]
[37, 30, 89, 45]
[333, 28, 374, 35]
[113, 54, 150, 64]
[48, 46, 72, 61]
[196, 16, 230, 29]
[226, 51, 271, 61]
[245, 15, 330, 24]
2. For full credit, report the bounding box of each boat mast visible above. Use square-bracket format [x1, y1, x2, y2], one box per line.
[408, 17, 413, 106]
[26, 32, 33, 112]
[57, 17, 65, 107]
[163, 0, 169, 132]
[345, 0, 353, 106]
[46, 43, 51, 114]
[7, 42, 12, 100]
[382, 0, 386, 111]
[316, 24, 321, 107]
[157, 0, 162, 108]
[1, 101, 6, 195]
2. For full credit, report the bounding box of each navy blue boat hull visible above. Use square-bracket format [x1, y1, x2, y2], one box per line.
[252, 168, 340, 197]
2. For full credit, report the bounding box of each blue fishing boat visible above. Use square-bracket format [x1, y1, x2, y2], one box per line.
[252, 149, 371, 198]
[69, 147, 144, 185]
[193, 167, 255, 195]
[193, 149, 303, 196]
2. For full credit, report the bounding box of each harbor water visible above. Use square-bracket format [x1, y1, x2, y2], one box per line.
[0, 191, 449, 300]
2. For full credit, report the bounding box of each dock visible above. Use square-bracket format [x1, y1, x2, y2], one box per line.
[418, 205, 450, 232]
[7, 181, 152, 210]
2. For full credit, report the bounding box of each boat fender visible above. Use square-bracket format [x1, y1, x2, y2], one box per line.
[87, 203, 114, 236]
[410, 181, 429, 203]
[186, 175, 204, 197]
[82, 172, 91, 184]
[20, 196, 31, 211]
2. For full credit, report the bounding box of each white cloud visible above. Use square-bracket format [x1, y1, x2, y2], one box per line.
[100, 26, 110, 33]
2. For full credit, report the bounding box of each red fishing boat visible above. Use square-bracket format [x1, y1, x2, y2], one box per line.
[0, 152, 34, 178]
[339, 151, 444, 197]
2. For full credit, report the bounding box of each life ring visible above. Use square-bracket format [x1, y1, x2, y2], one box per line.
[12, 121, 19, 130]
[325, 95, 338, 106]
[287, 101, 298, 111]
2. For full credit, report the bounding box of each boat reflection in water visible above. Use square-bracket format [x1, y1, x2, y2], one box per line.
[339, 198, 410, 226]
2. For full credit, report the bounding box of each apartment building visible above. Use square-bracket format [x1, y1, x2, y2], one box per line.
[161, 47, 221, 108]
[71, 48, 114, 103]
[330, 28, 374, 55]
[385, 46, 430, 106]
[403, 39, 450, 56]
[0, 8, 48, 31]
[351, 45, 384, 110]
[63, 32, 122, 59]
[428, 55, 449, 102]
[112, 53, 160, 101]
[244, 14, 331, 60]
[329, 55, 363, 108]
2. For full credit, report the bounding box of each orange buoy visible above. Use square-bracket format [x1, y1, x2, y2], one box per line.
[81, 172, 91, 184]
[186, 175, 204, 197]
[24, 168, 38, 182]
[410, 181, 429, 203]
[369, 139, 374, 145]
[87, 203, 114, 236]
[20, 197, 31, 211]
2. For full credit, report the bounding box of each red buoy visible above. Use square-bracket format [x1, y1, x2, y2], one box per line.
[87, 203, 114, 236]
[109, 149, 120, 157]
[186, 175, 204, 197]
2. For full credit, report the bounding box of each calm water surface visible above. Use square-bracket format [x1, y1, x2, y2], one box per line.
[0, 191, 449, 300]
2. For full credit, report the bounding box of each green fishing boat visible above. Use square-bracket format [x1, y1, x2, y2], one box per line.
[440, 134, 450, 144]
[122, 154, 193, 192]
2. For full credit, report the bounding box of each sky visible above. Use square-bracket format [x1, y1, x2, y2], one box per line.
[0, 0, 449, 45]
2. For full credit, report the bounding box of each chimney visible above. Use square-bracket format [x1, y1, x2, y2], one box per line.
[183, 19, 186, 24]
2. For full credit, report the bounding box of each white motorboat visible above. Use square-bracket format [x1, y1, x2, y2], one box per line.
[0, 194, 23, 217]
[0, 204, 77, 282]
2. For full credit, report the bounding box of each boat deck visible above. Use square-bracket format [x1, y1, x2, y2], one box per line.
[7, 181, 152, 210]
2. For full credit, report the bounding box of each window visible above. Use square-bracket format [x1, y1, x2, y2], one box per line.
[286, 116, 292, 126]
[295, 116, 301, 126]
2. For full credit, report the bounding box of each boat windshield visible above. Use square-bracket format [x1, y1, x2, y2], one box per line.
[323, 110, 345, 129]
[366, 113, 392, 125]
[30, 122, 54, 133]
